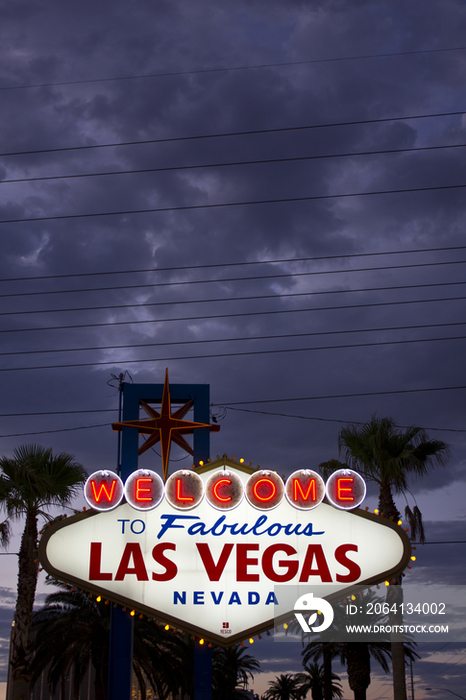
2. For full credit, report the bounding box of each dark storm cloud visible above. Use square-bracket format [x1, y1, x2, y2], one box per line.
[0, 12, 466, 695]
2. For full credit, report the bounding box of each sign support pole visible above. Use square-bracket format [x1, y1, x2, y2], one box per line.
[107, 380, 213, 700]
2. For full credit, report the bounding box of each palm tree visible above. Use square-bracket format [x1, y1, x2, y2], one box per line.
[0, 444, 87, 700]
[332, 416, 449, 521]
[320, 416, 449, 700]
[301, 640, 343, 700]
[295, 662, 343, 700]
[32, 587, 109, 700]
[262, 673, 304, 700]
[343, 641, 390, 700]
[212, 644, 260, 700]
[337, 589, 392, 700]
[31, 585, 193, 700]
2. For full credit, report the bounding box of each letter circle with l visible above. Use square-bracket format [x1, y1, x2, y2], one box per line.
[294, 592, 334, 633]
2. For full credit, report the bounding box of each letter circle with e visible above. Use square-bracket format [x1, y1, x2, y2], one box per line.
[285, 469, 326, 510]
[165, 470, 204, 510]
[84, 471, 124, 511]
[326, 468, 366, 509]
[205, 469, 244, 510]
[124, 469, 164, 511]
[245, 470, 284, 510]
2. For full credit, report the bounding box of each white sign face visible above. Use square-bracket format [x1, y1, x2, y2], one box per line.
[40, 459, 410, 645]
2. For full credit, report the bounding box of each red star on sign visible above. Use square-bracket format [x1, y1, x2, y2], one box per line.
[112, 369, 220, 480]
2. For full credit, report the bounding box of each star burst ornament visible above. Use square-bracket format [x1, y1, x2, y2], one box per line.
[112, 369, 220, 480]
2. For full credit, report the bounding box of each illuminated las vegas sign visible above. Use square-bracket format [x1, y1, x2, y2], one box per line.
[39, 456, 411, 646]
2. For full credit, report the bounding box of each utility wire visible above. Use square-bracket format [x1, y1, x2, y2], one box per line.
[218, 407, 466, 434]
[3, 385, 466, 437]
[3, 333, 466, 372]
[3, 397, 466, 437]
[2, 293, 466, 334]
[3, 244, 466, 284]
[2, 383, 466, 418]
[1, 320, 465, 358]
[1, 142, 465, 186]
[3, 260, 466, 299]
[2, 45, 466, 92]
[4, 381, 466, 418]
[0, 109, 464, 159]
[2, 182, 466, 225]
[2, 280, 465, 318]
[0, 424, 110, 438]
[215, 386, 466, 406]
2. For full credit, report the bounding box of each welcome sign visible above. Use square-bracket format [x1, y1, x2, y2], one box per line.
[39, 456, 411, 645]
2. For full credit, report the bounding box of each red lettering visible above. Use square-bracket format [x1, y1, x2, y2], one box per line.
[253, 478, 276, 502]
[152, 543, 178, 581]
[299, 545, 332, 582]
[91, 479, 117, 503]
[293, 478, 316, 502]
[335, 544, 361, 582]
[236, 544, 260, 581]
[196, 543, 234, 581]
[135, 477, 152, 502]
[115, 543, 149, 581]
[89, 542, 112, 580]
[212, 478, 232, 502]
[337, 477, 354, 501]
[262, 544, 299, 582]
[176, 478, 194, 502]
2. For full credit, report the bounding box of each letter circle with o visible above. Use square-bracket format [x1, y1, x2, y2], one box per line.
[245, 471, 284, 510]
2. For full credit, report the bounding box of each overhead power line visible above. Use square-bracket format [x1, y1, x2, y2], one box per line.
[214, 384, 466, 407]
[2, 292, 466, 334]
[2, 45, 465, 92]
[0, 423, 111, 438]
[3, 382, 466, 417]
[0, 109, 464, 159]
[2, 280, 466, 318]
[3, 244, 466, 284]
[1, 319, 464, 358]
[1, 142, 465, 187]
[2, 332, 466, 372]
[223, 407, 466, 434]
[3, 384, 466, 437]
[3, 259, 466, 299]
[2, 182, 466, 226]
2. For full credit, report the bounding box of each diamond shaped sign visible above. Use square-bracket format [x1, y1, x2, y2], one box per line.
[39, 457, 411, 645]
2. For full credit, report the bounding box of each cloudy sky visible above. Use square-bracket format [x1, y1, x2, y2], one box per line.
[1, 0, 466, 697]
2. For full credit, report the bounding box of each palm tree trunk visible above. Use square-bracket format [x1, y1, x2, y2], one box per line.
[134, 665, 147, 700]
[388, 580, 407, 700]
[378, 486, 407, 700]
[323, 645, 332, 700]
[345, 642, 370, 700]
[11, 509, 38, 700]
[377, 483, 400, 521]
